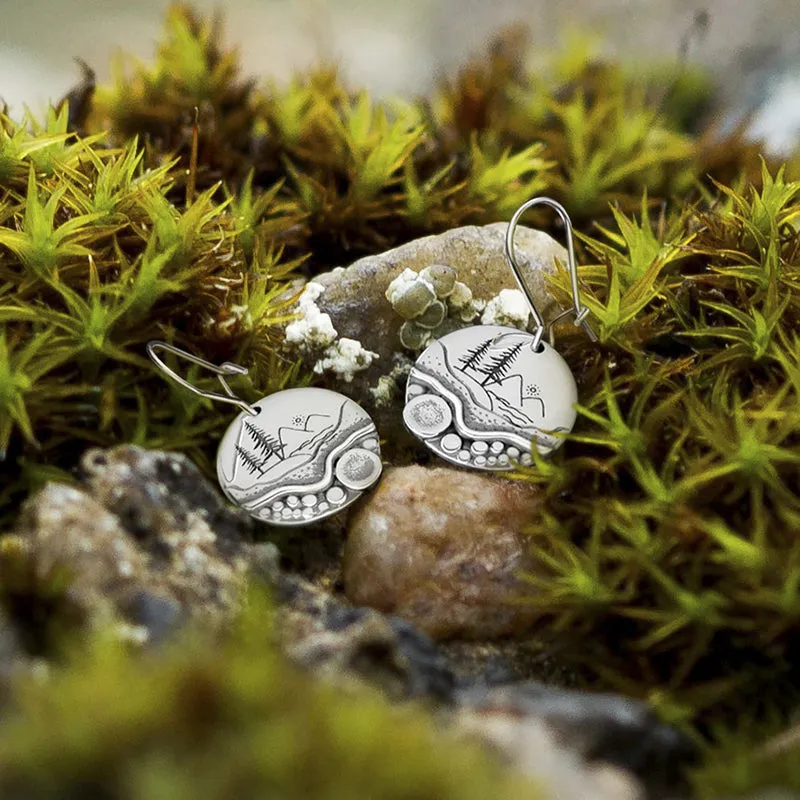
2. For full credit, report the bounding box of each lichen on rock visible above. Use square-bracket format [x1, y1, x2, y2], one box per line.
[2, 445, 256, 646]
[481, 288, 531, 328]
[284, 281, 378, 382]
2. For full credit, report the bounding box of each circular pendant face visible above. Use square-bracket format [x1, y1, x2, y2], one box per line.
[216, 388, 382, 526]
[403, 325, 577, 471]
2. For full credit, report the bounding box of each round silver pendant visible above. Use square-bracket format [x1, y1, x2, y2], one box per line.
[216, 387, 382, 526]
[403, 325, 577, 471]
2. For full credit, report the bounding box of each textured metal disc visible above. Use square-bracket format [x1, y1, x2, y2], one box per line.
[216, 387, 382, 526]
[404, 325, 577, 471]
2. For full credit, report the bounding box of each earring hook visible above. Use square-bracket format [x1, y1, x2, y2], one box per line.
[146, 341, 258, 416]
[504, 196, 597, 349]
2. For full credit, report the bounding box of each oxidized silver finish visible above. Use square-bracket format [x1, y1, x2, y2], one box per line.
[403, 325, 577, 470]
[216, 387, 382, 526]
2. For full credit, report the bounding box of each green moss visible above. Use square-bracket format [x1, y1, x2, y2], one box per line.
[0, 591, 542, 799]
[511, 160, 800, 725]
[0, 4, 735, 525]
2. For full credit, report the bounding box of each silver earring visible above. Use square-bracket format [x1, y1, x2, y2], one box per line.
[402, 197, 596, 471]
[147, 342, 383, 525]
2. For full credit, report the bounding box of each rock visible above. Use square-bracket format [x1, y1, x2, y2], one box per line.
[302, 223, 567, 448]
[342, 465, 542, 640]
[6, 445, 256, 643]
[455, 706, 645, 800]
[271, 567, 456, 702]
[313, 224, 563, 364]
[0, 608, 29, 678]
[456, 682, 699, 799]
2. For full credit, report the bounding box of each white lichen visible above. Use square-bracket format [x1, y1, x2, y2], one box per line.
[284, 282, 337, 350]
[385, 268, 431, 305]
[419, 264, 457, 298]
[481, 289, 531, 329]
[447, 281, 482, 322]
[447, 280, 472, 309]
[284, 281, 377, 381]
[399, 321, 434, 350]
[297, 281, 326, 308]
[369, 361, 413, 408]
[313, 338, 379, 382]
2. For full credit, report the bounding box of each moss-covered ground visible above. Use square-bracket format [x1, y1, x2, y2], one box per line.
[2, 5, 800, 795]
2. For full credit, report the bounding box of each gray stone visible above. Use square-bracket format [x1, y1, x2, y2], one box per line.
[5, 445, 256, 643]
[456, 682, 699, 799]
[314, 222, 564, 370]
[455, 704, 646, 800]
[272, 568, 456, 702]
[342, 464, 543, 641]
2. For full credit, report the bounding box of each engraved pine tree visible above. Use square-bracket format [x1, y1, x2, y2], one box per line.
[478, 341, 524, 386]
[246, 422, 285, 461]
[457, 338, 493, 373]
[235, 444, 266, 476]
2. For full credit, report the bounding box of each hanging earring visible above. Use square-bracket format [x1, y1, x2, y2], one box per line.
[147, 342, 383, 525]
[402, 197, 596, 471]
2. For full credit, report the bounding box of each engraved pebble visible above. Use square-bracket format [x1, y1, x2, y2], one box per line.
[286, 496, 300, 509]
[326, 486, 346, 504]
[403, 393, 453, 438]
[301, 494, 317, 507]
[470, 441, 489, 455]
[441, 433, 461, 452]
[490, 442, 504, 454]
[335, 448, 383, 491]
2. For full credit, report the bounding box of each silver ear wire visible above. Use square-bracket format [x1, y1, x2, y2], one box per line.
[504, 197, 597, 349]
[146, 341, 258, 416]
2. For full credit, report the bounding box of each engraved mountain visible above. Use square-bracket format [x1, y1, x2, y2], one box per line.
[455, 335, 544, 427]
[232, 406, 342, 487]
[408, 333, 569, 453]
[276, 413, 337, 458]
[225, 398, 377, 510]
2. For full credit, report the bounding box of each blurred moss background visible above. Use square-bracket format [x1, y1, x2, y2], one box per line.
[2, 0, 800, 151]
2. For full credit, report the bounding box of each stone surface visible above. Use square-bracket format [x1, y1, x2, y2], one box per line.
[269, 558, 457, 702]
[6, 445, 256, 643]
[455, 707, 645, 800]
[342, 464, 542, 640]
[290, 224, 567, 453]
[456, 682, 699, 799]
[313, 222, 564, 372]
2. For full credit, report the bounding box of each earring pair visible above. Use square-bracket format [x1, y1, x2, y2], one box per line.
[147, 197, 595, 527]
